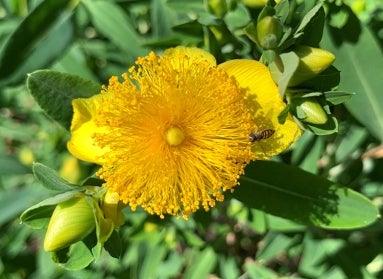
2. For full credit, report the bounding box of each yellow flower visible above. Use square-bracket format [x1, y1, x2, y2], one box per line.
[219, 59, 301, 159]
[67, 47, 300, 218]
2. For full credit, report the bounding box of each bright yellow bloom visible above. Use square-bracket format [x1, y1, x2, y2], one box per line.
[67, 46, 300, 218]
[219, 59, 301, 159]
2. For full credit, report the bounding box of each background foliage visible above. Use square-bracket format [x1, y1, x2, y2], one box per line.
[1, 0, 383, 278]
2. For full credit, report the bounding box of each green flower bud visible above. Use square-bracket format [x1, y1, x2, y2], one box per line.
[292, 97, 328, 125]
[292, 46, 335, 86]
[207, 0, 227, 18]
[242, 0, 280, 8]
[256, 16, 283, 49]
[44, 197, 95, 252]
[269, 46, 335, 86]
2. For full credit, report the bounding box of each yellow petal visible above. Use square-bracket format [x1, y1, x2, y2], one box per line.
[164, 46, 217, 66]
[219, 59, 302, 159]
[67, 94, 109, 164]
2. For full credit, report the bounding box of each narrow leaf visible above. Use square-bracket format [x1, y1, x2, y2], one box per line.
[0, 155, 31, 175]
[0, 187, 43, 226]
[324, 91, 355, 105]
[82, 0, 147, 59]
[183, 248, 217, 279]
[139, 245, 167, 279]
[323, 22, 383, 140]
[295, 2, 323, 36]
[27, 70, 101, 130]
[151, 0, 173, 38]
[20, 191, 83, 226]
[33, 162, 78, 192]
[0, 0, 78, 84]
[234, 161, 379, 229]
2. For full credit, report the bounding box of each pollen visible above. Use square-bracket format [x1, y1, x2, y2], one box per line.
[92, 49, 256, 218]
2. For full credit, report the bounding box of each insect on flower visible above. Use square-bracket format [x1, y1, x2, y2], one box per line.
[249, 129, 275, 142]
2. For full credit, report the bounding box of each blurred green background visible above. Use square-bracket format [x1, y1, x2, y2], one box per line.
[2, 0, 383, 278]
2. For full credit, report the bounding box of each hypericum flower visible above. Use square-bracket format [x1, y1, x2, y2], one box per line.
[67, 46, 301, 218]
[219, 59, 301, 160]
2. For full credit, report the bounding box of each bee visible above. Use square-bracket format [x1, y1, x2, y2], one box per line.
[249, 129, 275, 142]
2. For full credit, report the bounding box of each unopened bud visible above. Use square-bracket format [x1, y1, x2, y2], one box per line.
[102, 190, 125, 228]
[269, 46, 335, 86]
[257, 16, 283, 49]
[292, 97, 328, 125]
[291, 46, 335, 86]
[44, 197, 95, 252]
[242, 0, 280, 8]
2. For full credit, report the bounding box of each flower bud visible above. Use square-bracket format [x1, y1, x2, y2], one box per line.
[292, 97, 328, 125]
[44, 197, 95, 252]
[292, 46, 335, 86]
[269, 46, 335, 86]
[257, 16, 283, 49]
[242, 0, 280, 8]
[102, 190, 125, 228]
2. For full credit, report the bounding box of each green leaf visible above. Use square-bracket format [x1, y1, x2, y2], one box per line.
[151, 0, 174, 38]
[324, 91, 355, 105]
[27, 70, 101, 130]
[322, 21, 383, 141]
[0, 155, 30, 175]
[256, 233, 297, 262]
[245, 263, 278, 279]
[183, 247, 217, 279]
[224, 3, 251, 28]
[275, 0, 290, 23]
[82, 0, 148, 60]
[33, 163, 78, 192]
[218, 256, 240, 279]
[297, 136, 325, 174]
[0, 0, 78, 85]
[181, 230, 204, 248]
[269, 51, 300, 96]
[139, 245, 167, 279]
[299, 66, 340, 92]
[104, 230, 121, 259]
[297, 6, 325, 46]
[334, 124, 368, 163]
[172, 20, 203, 37]
[52, 44, 99, 82]
[0, 186, 43, 226]
[304, 115, 338, 135]
[20, 191, 83, 227]
[51, 240, 94, 270]
[235, 161, 379, 229]
[295, 2, 324, 41]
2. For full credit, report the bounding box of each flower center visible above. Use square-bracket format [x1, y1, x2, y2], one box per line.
[165, 127, 185, 146]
